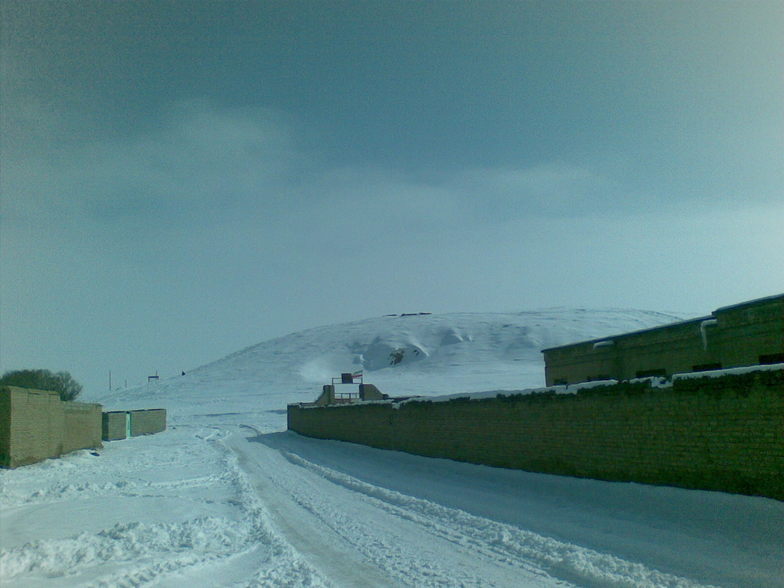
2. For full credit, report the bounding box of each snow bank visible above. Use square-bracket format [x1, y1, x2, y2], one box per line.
[673, 362, 784, 379]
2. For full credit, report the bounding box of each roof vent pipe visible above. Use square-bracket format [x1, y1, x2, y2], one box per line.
[700, 318, 718, 350]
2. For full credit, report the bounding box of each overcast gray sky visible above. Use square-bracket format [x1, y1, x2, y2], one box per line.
[2, 0, 782, 395]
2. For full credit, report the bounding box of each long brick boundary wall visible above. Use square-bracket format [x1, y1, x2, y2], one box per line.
[288, 369, 784, 500]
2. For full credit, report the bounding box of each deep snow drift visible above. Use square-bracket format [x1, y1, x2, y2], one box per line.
[2, 309, 782, 587]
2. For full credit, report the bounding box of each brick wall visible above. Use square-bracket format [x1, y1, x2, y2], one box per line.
[102, 410, 166, 440]
[1, 389, 167, 467]
[288, 370, 784, 500]
[63, 402, 103, 454]
[1, 386, 102, 468]
[129, 409, 166, 436]
[102, 411, 128, 440]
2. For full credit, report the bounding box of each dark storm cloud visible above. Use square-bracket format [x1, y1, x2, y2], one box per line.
[1, 1, 782, 395]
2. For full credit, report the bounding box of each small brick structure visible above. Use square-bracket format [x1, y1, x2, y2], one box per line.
[128, 409, 167, 436]
[102, 411, 129, 441]
[101, 409, 167, 441]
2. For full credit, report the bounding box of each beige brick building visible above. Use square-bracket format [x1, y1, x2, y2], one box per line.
[542, 294, 784, 386]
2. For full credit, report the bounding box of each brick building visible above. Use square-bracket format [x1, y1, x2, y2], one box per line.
[542, 294, 784, 386]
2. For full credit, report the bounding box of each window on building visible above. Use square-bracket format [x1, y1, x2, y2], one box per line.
[692, 363, 722, 372]
[635, 368, 667, 378]
[759, 353, 784, 364]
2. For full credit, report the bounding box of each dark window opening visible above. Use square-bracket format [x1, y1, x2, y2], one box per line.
[635, 368, 667, 378]
[692, 363, 722, 372]
[554, 378, 568, 385]
[759, 353, 784, 365]
[587, 374, 612, 381]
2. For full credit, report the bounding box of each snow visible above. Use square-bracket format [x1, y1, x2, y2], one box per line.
[673, 363, 784, 379]
[401, 378, 634, 405]
[592, 340, 615, 349]
[2, 308, 782, 587]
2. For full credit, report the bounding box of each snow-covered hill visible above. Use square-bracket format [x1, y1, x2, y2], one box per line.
[4, 307, 782, 588]
[95, 308, 684, 416]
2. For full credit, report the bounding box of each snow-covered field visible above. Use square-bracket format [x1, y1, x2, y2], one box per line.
[2, 309, 783, 587]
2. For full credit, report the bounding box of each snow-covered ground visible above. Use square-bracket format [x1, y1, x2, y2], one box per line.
[2, 309, 782, 587]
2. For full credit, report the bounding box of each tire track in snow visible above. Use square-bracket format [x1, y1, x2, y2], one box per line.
[230, 428, 562, 587]
[225, 429, 395, 587]
[274, 446, 716, 588]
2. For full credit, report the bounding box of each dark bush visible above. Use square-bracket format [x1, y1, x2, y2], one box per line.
[0, 369, 83, 401]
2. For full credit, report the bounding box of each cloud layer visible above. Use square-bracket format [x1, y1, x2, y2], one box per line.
[2, 1, 782, 395]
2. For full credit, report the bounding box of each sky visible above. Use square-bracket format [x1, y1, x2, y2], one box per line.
[2, 0, 783, 396]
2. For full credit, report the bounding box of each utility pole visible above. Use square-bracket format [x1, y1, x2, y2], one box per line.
[109, 370, 112, 391]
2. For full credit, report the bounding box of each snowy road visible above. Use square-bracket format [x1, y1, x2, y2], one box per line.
[222, 426, 784, 588]
[227, 427, 564, 587]
[3, 422, 783, 587]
